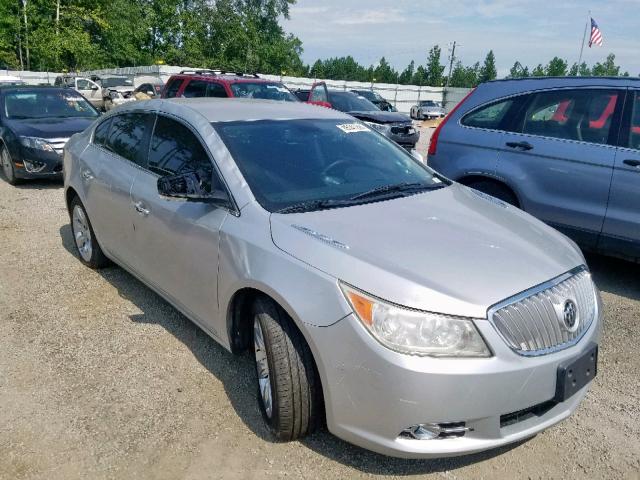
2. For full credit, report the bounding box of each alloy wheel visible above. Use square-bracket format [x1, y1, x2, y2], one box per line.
[72, 205, 93, 262]
[254, 318, 273, 419]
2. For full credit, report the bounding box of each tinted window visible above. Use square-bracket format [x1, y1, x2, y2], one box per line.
[148, 116, 217, 193]
[522, 89, 618, 144]
[625, 91, 640, 150]
[309, 86, 327, 103]
[330, 93, 379, 112]
[462, 99, 513, 129]
[214, 119, 444, 212]
[105, 113, 148, 164]
[93, 118, 112, 146]
[206, 83, 228, 98]
[164, 78, 183, 98]
[76, 79, 90, 89]
[183, 80, 208, 98]
[229, 82, 297, 101]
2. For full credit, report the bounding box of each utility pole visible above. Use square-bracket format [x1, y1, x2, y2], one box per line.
[577, 10, 590, 75]
[22, 0, 30, 71]
[445, 41, 457, 89]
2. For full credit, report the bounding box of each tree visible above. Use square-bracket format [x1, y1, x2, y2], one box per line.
[449, 60, 480, 87]
[425, 45, 445, 86]
[546, 56, 568, 76]
[478, 50, 497, 83]
[531, 64, 545, 76]
[398, 60, 414, 84]
[508, 61, 529, 78]
[592, 53, 623, 76]
[373, 57, 397, 83]
[411, 65, 428, 85]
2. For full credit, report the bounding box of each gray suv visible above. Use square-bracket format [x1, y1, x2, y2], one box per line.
[63, 98, 601, 458]
[428, 77, 640, 261]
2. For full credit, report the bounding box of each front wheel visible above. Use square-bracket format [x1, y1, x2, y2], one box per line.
[1, 145, 19, 185]
[252, 297, 321, 441]
[70, 196, 110, 268]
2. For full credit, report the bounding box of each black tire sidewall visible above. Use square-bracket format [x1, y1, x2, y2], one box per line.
[1, 146, 17, 185]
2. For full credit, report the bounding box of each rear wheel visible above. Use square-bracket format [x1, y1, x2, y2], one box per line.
[1, 145, 18, 185]
[252, 296, 321, 441]
[70, 196, 110, 268]
[466, 180, 519, 207]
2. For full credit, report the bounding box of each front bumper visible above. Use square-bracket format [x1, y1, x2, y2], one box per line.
[308, 298, 601, 458]
[419, 110, 446, 119]
[14, 147, 63, 179]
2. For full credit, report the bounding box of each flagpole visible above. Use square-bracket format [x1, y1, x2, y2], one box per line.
[577, 10, 590, 74]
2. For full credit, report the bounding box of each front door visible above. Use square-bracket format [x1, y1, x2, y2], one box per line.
[496, 88, 622, 247]
[129, 114, 228, 330]
[308, 82, 331, 108]
[76, 78, 103, 110]
[600, 89, 640, 258]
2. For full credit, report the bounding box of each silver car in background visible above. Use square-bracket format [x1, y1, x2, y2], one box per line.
[63, 98, 601, 458]
[411, 100, 446, 120]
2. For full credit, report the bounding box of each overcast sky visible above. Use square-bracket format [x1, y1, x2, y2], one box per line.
[283, 0, 639, 77]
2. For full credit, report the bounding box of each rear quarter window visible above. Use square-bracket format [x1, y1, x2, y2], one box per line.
[164, 78, 183, 98]
[93, 118, 112, 146]
[461, 99, 514, 129]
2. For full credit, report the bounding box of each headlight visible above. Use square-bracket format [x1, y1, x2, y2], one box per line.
[364, 122, 391, 134]
[20, 136, 55, 152]
[340, 283, 491, 357]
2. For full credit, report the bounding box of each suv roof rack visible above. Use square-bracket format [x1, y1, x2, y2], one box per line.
[179, 68, 259, 78]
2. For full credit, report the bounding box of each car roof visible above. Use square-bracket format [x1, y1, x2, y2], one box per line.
[170, 73, 280, 84]
[126, 98, 354, 122]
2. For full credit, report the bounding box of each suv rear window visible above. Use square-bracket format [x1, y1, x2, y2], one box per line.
[164, 78, 183, 98]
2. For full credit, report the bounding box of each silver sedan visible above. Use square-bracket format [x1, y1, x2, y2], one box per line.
[63, 98, 601, 458]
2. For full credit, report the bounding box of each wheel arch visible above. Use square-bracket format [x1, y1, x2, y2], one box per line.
[456, 173, 522, 207]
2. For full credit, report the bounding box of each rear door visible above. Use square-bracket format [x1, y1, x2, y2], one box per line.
[128, 114, 228, 330]
[308, 82, 331, 108]
[495, 88, 622, 247]
[600, 89, 640, 258]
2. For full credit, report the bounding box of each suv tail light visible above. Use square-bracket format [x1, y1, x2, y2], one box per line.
[427, 87, 476, 157]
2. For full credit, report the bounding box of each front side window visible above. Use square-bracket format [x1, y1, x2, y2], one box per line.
[76, 79, 90, 90]
[148, 116, 217, 193]
[214, 119, 445, 212]
[104, 113, 148, 164]
[3, 90, 99, 119]
[309, 86, 328, 103]
[93, 118, 112, 146]
[164, 78, 183, 98]
[229, 82, 297, 101]
[462, 99, 513, 130]
[522, 89, 619, 144]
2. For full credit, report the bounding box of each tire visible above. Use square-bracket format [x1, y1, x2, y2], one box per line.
[69, 196, 110, 268]
[467, 180, 519, 207]
[252, 296, 321, 441]
[1, 145, 19, 185]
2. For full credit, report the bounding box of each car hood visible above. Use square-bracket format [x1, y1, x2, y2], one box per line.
[347, 110, 411, 124]
[269, 184, 585, 318]
[6, 117, 97, 139]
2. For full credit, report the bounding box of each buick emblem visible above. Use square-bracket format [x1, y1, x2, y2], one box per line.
[562, 299, 579, 331]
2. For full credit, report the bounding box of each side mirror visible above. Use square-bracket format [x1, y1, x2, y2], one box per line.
[91, 85, 99, 91]
[157, 171, 230, 206]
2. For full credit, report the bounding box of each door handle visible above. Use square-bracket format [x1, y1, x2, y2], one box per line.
[505, 141, 534, 151]
[134, 201, 150, 216]
[81, 170, 94, 180]
[623, 159, 640, 168]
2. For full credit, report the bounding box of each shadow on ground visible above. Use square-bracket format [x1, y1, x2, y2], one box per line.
[59, 224, 634, 474]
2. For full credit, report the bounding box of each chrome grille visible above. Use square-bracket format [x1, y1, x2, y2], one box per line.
[489, 268, 596, 356]
[48, 138, 69, 155]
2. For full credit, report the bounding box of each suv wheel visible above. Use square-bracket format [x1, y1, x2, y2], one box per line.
[70, 196, 110, 268]
[252, 296, 321, 441]
[1, 145, 18, 185]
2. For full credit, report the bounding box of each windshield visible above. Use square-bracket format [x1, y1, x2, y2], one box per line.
[101, 77, 133, 88]
[3, 90, 99, 119]
[420, 100, 440, 107]
[331, 93, 379, 112]
[230, 82, 298, 101]
[214, 119, 445, 212]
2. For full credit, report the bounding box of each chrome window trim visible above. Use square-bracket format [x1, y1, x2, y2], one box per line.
[487, 265, 597, 357]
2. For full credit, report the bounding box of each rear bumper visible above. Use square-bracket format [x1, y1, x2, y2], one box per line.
[308, 299, 601, 458]
[388, 131, 419, 149]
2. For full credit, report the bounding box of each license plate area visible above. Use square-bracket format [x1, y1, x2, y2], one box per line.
[555, 343, 598, 402]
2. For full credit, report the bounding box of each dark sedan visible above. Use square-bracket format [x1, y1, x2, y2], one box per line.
[0, 86, 100, 184]
[308, 82, 419, 150]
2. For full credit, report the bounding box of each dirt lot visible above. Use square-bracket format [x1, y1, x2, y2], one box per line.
[1, 170, 639, 479]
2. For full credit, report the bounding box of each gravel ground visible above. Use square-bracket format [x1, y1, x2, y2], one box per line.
[1, 161, 639, 479]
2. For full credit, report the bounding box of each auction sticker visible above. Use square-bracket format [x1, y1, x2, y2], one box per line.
[336, 123, 369, 133]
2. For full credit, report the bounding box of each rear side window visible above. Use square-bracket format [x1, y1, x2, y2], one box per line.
[462, 99, 513, 129]
[147, 116, 219, 193]
[93, 118, 112, 146]
[183, 80, 208, 98]
[105, 113, 149, 165]
[164, 78, 183, 98]
[206, 83, 228, 98]
[522, 89, 619, 145]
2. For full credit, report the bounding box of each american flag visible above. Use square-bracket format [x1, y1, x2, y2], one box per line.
[589, 18, 603, 47]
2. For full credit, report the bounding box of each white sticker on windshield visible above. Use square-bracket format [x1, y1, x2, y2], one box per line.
[336, 123, 369, 133]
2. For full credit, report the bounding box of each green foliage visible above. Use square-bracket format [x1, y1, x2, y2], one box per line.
[478, 50, 497, 83]
[545, 56, 568, 76]
[398, 60, 414, 85]
[425, 45, 445, 86]
[449, 60, 479, 87]
[373, 57, 397, 83]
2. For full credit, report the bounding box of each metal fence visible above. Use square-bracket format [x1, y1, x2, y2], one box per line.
[3, 66, 472, 114]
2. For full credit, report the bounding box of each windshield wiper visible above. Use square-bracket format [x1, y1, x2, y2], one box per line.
[276, 198, 355, 214]
[350, 182, 444, 201]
